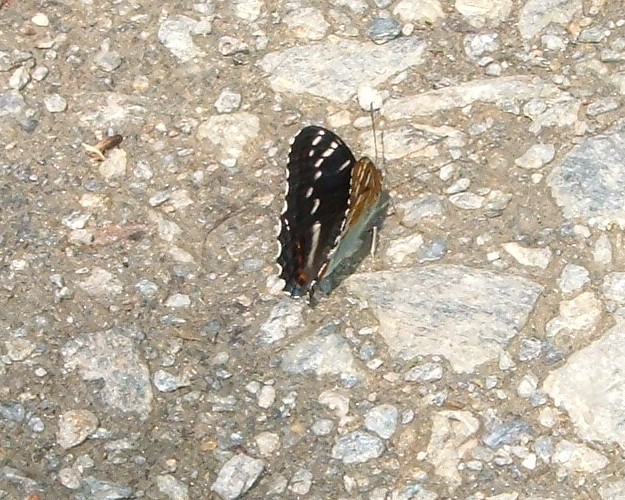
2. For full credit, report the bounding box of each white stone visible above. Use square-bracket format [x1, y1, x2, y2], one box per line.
[502, 242, 552, 269]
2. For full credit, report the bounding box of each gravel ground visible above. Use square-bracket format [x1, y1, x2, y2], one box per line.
[3, 0, 625, 498]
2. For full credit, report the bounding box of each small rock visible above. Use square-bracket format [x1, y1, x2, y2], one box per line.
[57, 409, 99, 449]
[404, 362, 443, 382]
[364, 404, 399, 439]
[78, 268, 123, 297]
[283, 8, 329, 41]
[215, 89, 242, 113]
[357, 85, 386, 111]
[164, 293, 191, 308]
[31, 13, 50, 26]
[255, 431, 280, 456]
[257, 385, 276, 409]
[59, 467, 82, 489]
[557, 263, 590, 295]
[449, 192, 484, 209]
[44, 93, 67, 113]
[153, 370, 191, 392]
[367, 18, 402, 44]
[9, 67, 30, 90]
[503, 242, 552, 269]
[385, 233, 424, 264]
[331, 431, 385, 464]
[514, 143, 556, 169]
[98, 148, 127, 181]
[211, 454, 265, 500]
[156, 474, 189, 500]
[62, 212, 91, 230]
[32, 65, 49, 81]
[393, 0, 445, 23]
[288, 468, 313, 495]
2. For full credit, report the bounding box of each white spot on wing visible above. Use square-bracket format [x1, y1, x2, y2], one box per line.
[305, 187, 314, 198]
[314, 171, 322, 180]
[307, 221, 322, 268]
[339, 159, 351, 171]
[314, 158, 324, 168]
[311, 198, 320, 215]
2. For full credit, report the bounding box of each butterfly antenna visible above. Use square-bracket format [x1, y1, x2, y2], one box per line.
[369, 103, 379, 164]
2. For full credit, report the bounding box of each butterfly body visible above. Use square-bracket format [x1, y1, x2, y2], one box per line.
[277, 126, 383, 298]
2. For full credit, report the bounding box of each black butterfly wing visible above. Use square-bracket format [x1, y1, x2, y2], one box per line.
[277, 126, 356, 297]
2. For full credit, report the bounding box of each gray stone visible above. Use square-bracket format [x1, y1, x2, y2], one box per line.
[364, 404, 399, 439]
[345, 265, 543, 372]
[544, 308, 625, 447]
[44, 93, 67, 112]
[259, 37, 426, 103]
[558, 263, 590, 295]
[368, 18, 402, 44]
[288, 468, 313, 495]
[518, 0, 583, 40]
[514, 143, 556, 169]
[280, 324, 360, 379]
[57, 409, 98, 449]
[153, 370, 191, 392]
[81, 476, 133, 499]
[283, 8, 329, 41]
[331, 431, 385, 464]
[158, 15, 212, 62]
[61, 327, 153, 418]
[547, 122, 625, 229]
[258, 300, 304, 344]
[211, 454, 265, 499]
[196, 112, 259, 161]
[383, 76, 578, 129]
[156, 474, 189, 500]
[398, 195, 445, 228]
[393, 0, 444, 23]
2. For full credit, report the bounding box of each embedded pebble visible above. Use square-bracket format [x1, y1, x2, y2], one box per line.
[9, 67, 30, 90]
[78, 268, 123, 297]
[283, 8, 329, 41]
[215, 89, 242, 113]
[364, 404, 399, 439]
[255, 431, 280, 456]
[257, 385, 276, 408]
[5, 338, 36, 361]
[393, 0, 445, 23]
[367, 18, 402, 44]
[153, 370, 191, 392]
[514, 143, 556, 169]
[449, 192, 484, 209]
[398, 195, 445, 227]
[594, 234, 613, 265]
[57, 410, 99, 449]
[385, 233, 424, 264]
[158, 15, 211, 62]
[164, 293, 191, 308]
[331, 431, 385, 464]
[404, 362, 444, 382]
[557, 263, 590, 295]
[98, 148, 127, 180]
[31, 13, 50, 26]
[503, 242, 553, 269]
[288, 468, 313, 495]
[156, 475, 189, 500]
[211, 454, 265, 500]
[44, 93, 67, 112]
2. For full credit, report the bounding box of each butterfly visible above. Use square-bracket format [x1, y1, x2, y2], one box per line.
[277, 125, 384, 299]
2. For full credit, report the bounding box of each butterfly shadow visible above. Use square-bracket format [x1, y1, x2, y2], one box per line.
[316, 190, 391, 301]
